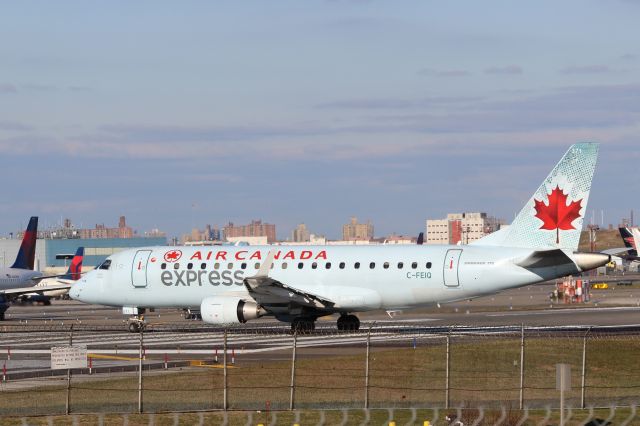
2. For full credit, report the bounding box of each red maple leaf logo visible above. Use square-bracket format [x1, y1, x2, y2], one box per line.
[534, 185, 583, 243]
[164, 250, 182, 262]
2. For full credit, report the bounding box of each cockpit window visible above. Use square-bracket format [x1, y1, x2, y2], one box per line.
[98, 259, 111, 270]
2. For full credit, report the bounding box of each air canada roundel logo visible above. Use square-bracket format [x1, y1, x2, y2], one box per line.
[164, 250, 182, 262]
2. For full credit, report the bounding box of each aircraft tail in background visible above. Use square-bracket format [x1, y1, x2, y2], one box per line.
[10, 216, 38, 270]
[619, 227, 637, 256]
[60, 247, 84, 281]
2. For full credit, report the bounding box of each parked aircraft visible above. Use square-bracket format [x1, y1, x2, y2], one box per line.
[70, 143, 610, 332]
[0, 217, 78, 319]
[24, 247, 85, 302]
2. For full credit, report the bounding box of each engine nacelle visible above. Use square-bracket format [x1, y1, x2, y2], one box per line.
[200, 296, 265, 325]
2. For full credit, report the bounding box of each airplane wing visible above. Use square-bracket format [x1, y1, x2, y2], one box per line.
[243, 251, 335, 310]
[30, 272, 86, 283]
[1, 283, 73, 296]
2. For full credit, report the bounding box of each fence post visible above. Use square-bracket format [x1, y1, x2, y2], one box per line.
[445, 331, 450, 409]
[364, 323, 373, 409]
[223, 329, 228, 411]
[581, 327, 590, 409]
[137, 327, 144, 414]
[65, 324, 73, 415]
[519, 324, 525, 409]
[289, 331, 298, 410]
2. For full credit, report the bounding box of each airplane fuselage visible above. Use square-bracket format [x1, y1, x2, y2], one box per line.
[70, 244, 584, 312]
[0, 268, 42, 290]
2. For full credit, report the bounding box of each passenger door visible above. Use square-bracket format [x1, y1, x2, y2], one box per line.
[131, 250, 152, 288]
[443, 249, 462, 287]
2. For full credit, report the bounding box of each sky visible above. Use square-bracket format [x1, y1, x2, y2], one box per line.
[1, 1, 639, 240]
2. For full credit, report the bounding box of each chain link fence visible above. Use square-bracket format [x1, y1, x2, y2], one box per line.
[0, 323, 639, 420]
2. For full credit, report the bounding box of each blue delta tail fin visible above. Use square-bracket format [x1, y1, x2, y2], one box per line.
[61, 247, 84, 281]
[10, 216, 38, 270]
[472, 143, 599, 250]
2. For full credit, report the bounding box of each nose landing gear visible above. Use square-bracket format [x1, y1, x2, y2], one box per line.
[337, 314, 360, 331]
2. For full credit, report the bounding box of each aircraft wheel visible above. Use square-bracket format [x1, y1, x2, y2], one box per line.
[337, 314, 360, 331]
[128, 322, 140, 333]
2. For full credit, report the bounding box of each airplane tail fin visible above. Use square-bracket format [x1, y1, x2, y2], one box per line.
[472, 143, 599, 251]
[10, 216, 38, 270]
[618, 226, 638, 256]
[61, 247, 84, 281]
[619, 227, 637, 250]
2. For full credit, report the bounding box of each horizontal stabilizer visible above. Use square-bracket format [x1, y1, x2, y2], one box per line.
[515, 249, 573, 268]
[515, 249, 610, 272]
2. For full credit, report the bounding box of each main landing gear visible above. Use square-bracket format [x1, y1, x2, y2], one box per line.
[291, 317, 316, 333]
[337, 314, 360, 331]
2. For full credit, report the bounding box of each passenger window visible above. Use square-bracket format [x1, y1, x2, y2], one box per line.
[282, 262, 288, 269]
[369, 262, 375, 269]
[214, 263, 220, 270]
[298, 262, 304, 269]
[426, 262, 432, 269]
[339, 262, 345, 269]
[174, 263, 180, 270]
[241, 263, 247, 270]
[383, 262, 389, 269]
[187, 263, 193, 270]
[411, 262, 418, 269]
[227, 263, 233, 269]
[354, 262, 360, 269]
[397, 262, 404, 269]
[161, 263, 166, 270]
[255, 263, 261, 269]
[326, 262, 332, 269]
[201, 263, 206, 270]
[312, 262, 318, 269]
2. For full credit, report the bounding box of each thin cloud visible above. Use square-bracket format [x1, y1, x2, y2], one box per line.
[0, 121, 33, 131]
[68, 86, 91, 92]
[484, 65, 523, 75]
[23, 83, 55, 92]
[418, 68, 471, 77]
[561, 65, 611, 74]
[620, 53, 638, 60]
[316, 96, 485, 110]
[0, 83, 18, 94]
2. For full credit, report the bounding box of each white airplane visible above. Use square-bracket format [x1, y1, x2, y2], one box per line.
[70, 143, 610, 332]
[0, 217, 77, 319]
[23, 247, 85, 302]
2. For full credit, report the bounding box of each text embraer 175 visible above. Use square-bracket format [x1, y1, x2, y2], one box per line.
[70, 143, 610, 332]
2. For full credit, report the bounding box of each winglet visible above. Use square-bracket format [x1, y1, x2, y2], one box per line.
[256, 250, 275, 278]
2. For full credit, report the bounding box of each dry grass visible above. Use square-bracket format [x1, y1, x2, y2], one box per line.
[1, 336, 639, 417]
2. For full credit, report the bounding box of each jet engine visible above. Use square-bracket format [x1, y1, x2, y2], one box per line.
[200, 296, 266, 325]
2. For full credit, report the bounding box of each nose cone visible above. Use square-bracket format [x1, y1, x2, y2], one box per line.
[573, 252, 611, 271]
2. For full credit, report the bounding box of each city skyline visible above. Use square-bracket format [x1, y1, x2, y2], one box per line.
[1, 2, 639, 238]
